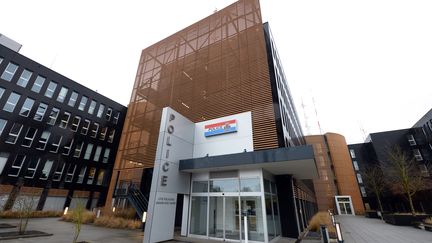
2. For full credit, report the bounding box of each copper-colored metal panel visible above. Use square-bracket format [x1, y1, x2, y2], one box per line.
[106, 0, 279, 202]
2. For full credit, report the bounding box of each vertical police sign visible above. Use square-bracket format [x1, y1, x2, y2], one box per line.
[144, 108, 194, 243]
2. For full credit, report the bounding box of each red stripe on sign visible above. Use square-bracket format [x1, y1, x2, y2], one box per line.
[204, 119, 236, 129]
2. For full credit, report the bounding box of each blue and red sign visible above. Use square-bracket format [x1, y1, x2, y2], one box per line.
[204, 119, 237, 137]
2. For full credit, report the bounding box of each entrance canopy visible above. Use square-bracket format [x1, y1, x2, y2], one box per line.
[179, 145, 318, 179]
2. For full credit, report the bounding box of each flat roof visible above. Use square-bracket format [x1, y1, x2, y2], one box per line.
[179, 145, 318, 179]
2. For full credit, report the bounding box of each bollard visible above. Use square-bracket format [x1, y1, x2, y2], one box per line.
[335, 222, 344, 243]
[96, 209, 101, 218]
[320, 224, 330, 243]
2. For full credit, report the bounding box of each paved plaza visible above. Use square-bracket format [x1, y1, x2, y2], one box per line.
[337, 215, 432, 243]
[2, 216, 432, 242]
[0, 217, 143, 243]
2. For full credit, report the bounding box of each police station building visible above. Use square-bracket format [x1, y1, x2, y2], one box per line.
[107, 1, 320, 242]
[144, 107, 318, 243]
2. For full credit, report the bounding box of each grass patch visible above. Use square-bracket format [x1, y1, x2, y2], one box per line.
[424, 217, 432, 225]
[0, 210, 62, 218]
[308, 211, 336, 234]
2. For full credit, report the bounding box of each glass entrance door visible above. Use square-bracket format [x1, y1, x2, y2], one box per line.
[338, 202, 352, 215]
[335, 196, 354, 215]
[209, 196, 240, 241]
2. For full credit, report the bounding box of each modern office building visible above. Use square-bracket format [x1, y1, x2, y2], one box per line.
[0, 41, 126, 211]
[108, 0, 318, 242]
[348, 126, 432, 213]
[305, 133, 364, 215]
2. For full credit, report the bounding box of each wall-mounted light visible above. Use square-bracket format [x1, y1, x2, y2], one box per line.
[112, 207, 116, 212]
[142, 211, 147, 223]
[335, 222, 344, 243]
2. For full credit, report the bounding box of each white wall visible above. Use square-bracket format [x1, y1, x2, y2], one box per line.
[43, 196, 66, 211]
[193, 111, 253, 158]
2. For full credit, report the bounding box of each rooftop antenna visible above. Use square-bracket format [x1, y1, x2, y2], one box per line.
[312, 96, 323, 134]
[301, 98, 311, 135]
[358, 120, 368, 142]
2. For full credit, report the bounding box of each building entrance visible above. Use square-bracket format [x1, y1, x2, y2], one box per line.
[209, 196, 240, 240]
[335, 196, 355, 215]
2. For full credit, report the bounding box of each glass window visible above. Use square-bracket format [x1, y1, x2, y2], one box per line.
[78, 96, 88, 111]
[52, 162, 65, 181]
[264, 179, 271, 193]
[99, 127, 107, 141]
[192, 181, 208, 193]
[190, 196, 208, 235]
[19, 97, 35, 117]
[49, 135, 62, 153]
[65, 164, 77, 182]
[71, 116, 81, 131]
[360, 186, 367, 197]
[47, 107, 60, 125]
[1, 62, 18, 81]
[3, 92, 21, 112]
[44, 81, 57, 98]
[68, 91, 78, 107]
[56, 86, 68, 103]
[24, 157, 40, 178]
[356, 173, 363, 184]
[34, 103, 48, 121]
[5, 123, 23, 144]
[8, 154, 25, 177]
[0, 152, 10, 175]
[17, 69, 33, 87]
[88, 100, 97, 114]
[90, 122, 99, 138]
[36, 131, 51, 150]
[62, 139, 74, 156]
[74, 141, 84, 158]
[413, 149, 423, 161]
[96, 104, 105, 118]
[59, 112, 71, 129]
[240, 178, 261, 192]
[31, 75, 46, 93]
[113, 112, 120, 124]
[106, 107, 112, 121]
[102, 148, 110, 163]
[0, 87, 4, 99]
[349, 149, 356, 159]
[84, 143, 94, 160]
[96, 169, 105, 185]
[241, 196, 265, 241]
[107, 129, 115, 143]
[407, 134, 416, 146]
[40, 159, 54, 180]
[77, 166, 87, 184]
[0, 118, 7, 136]
[87, 167, 96, 184]
[81, 119, 90, 135]
[353, 161, 359, 171]
[22, 127, 38, 147]
[93, 146, 102, 162]
[209, 179, 239, 192]
[265, 194, 275, 240]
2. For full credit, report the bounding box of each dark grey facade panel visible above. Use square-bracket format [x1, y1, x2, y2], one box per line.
[179, 145, 314, 171]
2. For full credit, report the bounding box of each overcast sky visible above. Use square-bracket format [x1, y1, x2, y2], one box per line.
[1, 0, 431, 144]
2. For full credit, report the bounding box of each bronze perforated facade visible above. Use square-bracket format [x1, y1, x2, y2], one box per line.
[107, 0, 305, 204]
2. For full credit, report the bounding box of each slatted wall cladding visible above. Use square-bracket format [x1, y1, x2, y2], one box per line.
[115, 0, 278, 172]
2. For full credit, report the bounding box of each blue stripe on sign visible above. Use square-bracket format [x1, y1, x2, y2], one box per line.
[204, 126, 237, 137]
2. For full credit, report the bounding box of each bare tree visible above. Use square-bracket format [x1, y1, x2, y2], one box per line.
[15, 194, 37, 235]
[363, 164, 386, 213]
[385, 146, 424, 216]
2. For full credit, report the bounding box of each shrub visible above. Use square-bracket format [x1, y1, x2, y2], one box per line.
[308, 212, 336, 234]
[424, 217, 432, 225]
[0, 210, 62, 218]
[61, 210, 95, 224]
[94, 216, 142, 229]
